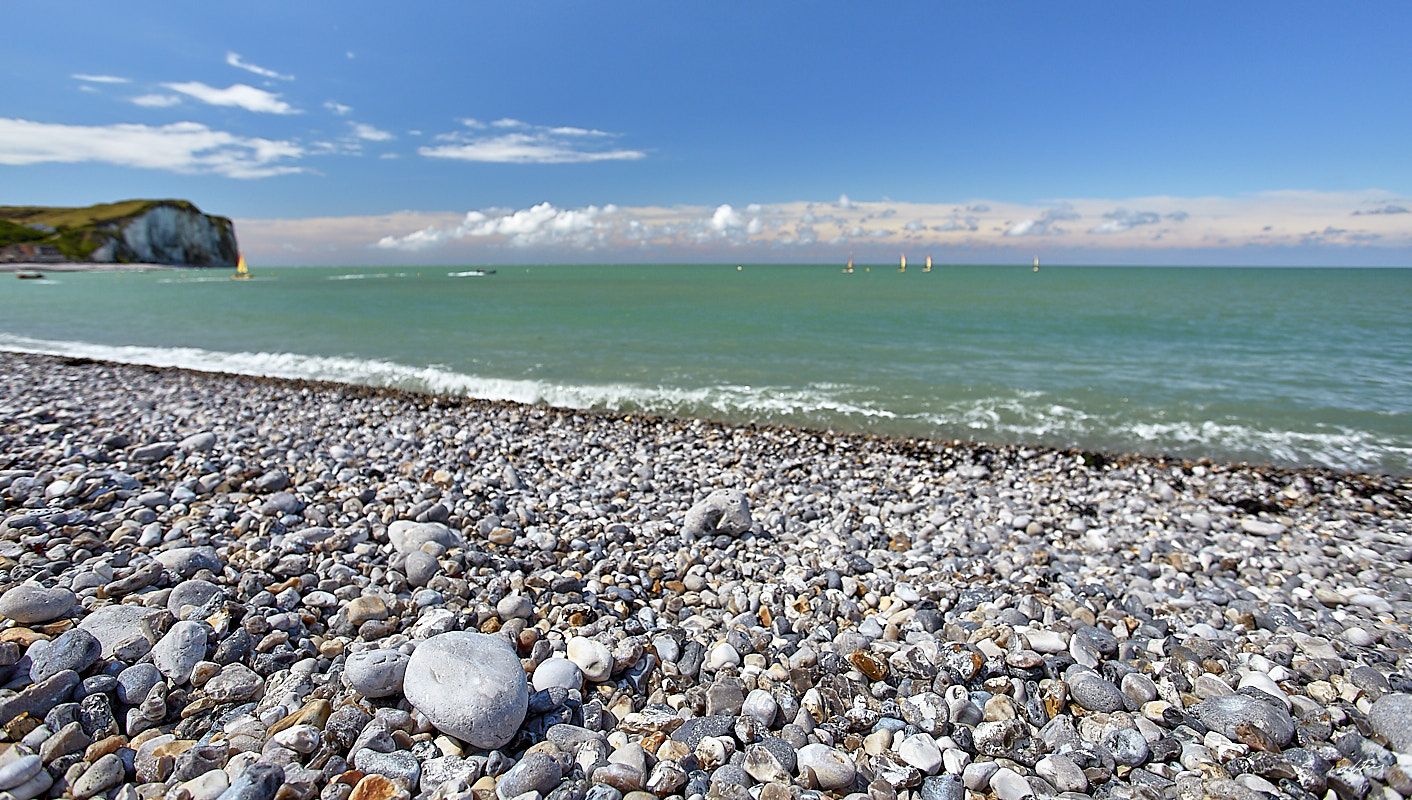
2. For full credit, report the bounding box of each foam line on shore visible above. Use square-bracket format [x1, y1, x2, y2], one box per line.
[1, 332, 1407, 475]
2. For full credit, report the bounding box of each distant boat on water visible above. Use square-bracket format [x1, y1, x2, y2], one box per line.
[16, 271, 44, 280]
[923, 255, 932, 273]
[1033, 256, 1040, 273]
[231, 254, 251, 280]
[450, 269, 496, 277]
[842, 255, 854, 274]
[899, 254, 907, 273]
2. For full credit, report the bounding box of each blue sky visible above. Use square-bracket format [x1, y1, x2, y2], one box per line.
[3, 1, 1409, 265]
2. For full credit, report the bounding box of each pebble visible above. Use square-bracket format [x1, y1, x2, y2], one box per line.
[795, 744, 855, 790]
[566, 636, 613, 682]
[0, 351, 1408, 800]
[531, 657, 583, 692]
[0, 585, 75, 624]
[682, 489, 752, 538]
[1192, 693, 1296, 748]
[344, 648, 410, 697]
[1369, 693, 1412, 754]
[495, 753, 562, 799]
[403, 631, 528, 749]
[27, 628, 101, 683]
[151, 620, 208, 684]
[1036, 754, 1087, 793]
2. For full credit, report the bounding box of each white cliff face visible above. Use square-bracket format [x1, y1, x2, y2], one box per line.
[118, 204, 237, 266]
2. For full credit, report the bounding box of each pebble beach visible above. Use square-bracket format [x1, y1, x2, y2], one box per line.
[1, 350, 1410, 800]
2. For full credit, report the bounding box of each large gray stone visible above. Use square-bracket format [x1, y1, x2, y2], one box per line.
[388, 521, 463, 555]
[403, 632, 527, 749]
[29, 628, 101, 683]
[796, 743, 854, 790]
[78, 605, 164, 660]
[682, 490, 752, 538]
[495, 753, 562, 800]
[0, 584, 76, 624]
[152, 620, 208, 684]
[1369, 693, 1412, 754]
[1192, 693, 1295, 748]
[154, 547, 221, 578]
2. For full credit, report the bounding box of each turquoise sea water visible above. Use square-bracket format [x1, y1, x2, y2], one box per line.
[2, 264, 1410, 475]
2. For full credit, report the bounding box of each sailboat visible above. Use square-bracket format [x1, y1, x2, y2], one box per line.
[923, 255, 932, 273]
[842, 254, 854, 274]
[1033, 256, 1040, 273]
[231, 254, 251, 280]
[899, 254, 907, 273]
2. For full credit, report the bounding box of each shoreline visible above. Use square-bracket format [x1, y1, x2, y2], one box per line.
[0, 262, 189, 273]
[1, 349, 1409, 800]
[4, 349, 1405, 488]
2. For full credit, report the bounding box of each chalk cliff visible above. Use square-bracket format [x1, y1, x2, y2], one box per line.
[0, 200, 239, 267]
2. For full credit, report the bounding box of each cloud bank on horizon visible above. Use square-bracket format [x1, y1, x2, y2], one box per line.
[225, 189, 1410, 266]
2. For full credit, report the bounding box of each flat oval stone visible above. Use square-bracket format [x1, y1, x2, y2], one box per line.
[495, 753, 562, 800]
[345, 649, 410, 698]
[0, 585, 76, 624]
[387, 521, 462, 555]
[403, 632, 528, 749]
[1066, 667, 1126, 713]
[531, 657, 583, 692]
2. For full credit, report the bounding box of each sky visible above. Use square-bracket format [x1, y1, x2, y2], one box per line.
[2, 1, 1410, 266]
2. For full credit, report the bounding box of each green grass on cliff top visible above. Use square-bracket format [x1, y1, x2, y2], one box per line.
[0, 199, 202, 229]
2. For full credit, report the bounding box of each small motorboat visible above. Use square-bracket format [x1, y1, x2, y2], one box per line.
[450, 269, 497, 277]
[16, 271, 45, 280]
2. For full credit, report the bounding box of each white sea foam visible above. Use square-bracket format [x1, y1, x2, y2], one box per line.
[1, 332, 1405, 473]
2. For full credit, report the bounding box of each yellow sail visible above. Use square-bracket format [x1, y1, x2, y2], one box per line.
[899, 254, 906, 273]
[843, 255, 854, 273]
[924, 255, 932, 272]
[232, 254, 251, 280]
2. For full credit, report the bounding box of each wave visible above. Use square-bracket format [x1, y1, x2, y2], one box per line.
[1, 332, 1406, 474]
[326, 273, 390, 281]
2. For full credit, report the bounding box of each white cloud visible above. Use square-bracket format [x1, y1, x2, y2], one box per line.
[1004, 219, 1037, 237]
[420, 121, 644, 164]
[1005, 205, 1079, 237]
[350, 123, 395, 142]
[0, 118, 304, 178]
[836, 193, 854, 209]
[132, 94, 183, 108]
[226, 52, 294, 81]
[377, 202, 614, 250]
[1089, 208, 1162, 234]
[325, 101, 353, 116]
[72, 74, 129, 84]
[251, 190, 1407, 263]
[711, 204, 743, 231]
[163, 82, 299, 114]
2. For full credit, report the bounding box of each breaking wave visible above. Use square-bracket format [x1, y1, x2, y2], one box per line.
[1, 332, 1406, 475]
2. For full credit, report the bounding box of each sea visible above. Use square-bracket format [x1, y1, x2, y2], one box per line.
[2, 264, 1409, 476]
